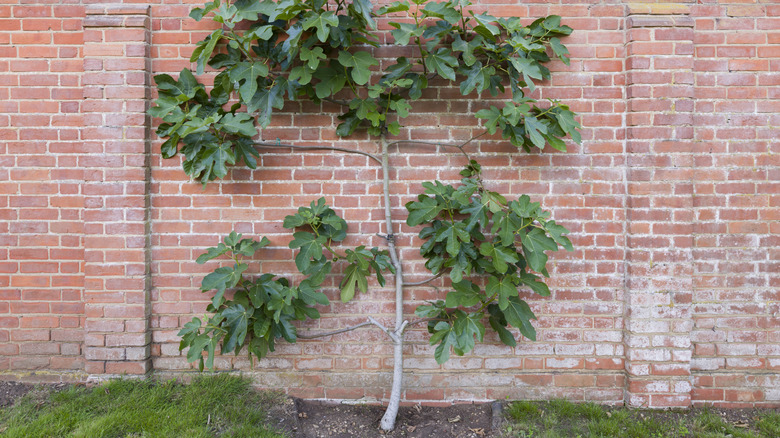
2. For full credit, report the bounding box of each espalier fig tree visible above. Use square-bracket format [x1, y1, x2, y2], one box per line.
[150, 0, 579, 430]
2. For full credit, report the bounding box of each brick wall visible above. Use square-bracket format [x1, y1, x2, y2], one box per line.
[1, 0, 778, 408]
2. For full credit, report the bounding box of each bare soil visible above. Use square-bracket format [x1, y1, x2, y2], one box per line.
[0, 381, 38, 408]
[293, 400, 495, 438]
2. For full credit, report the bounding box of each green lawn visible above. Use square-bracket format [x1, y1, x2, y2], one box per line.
[503, 399, 780, 438]
[0, 375, 286, 438]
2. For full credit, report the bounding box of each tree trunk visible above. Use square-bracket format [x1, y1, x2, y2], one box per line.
[378, 135, 405, 431]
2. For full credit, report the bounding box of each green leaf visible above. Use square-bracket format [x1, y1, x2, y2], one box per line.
[488, 313, 516, 347]
[218, 112, 257, 137]
[283, 213, 306, 229]
[524, 116, 548, 149]
[459, 61, 494, 95]
[545, 221, 573, 251]
[389, 22, 423, 46]
[277, 317, 297, 343]
[186, 333, 209, 363]
[542, 15, 562, 31]
[351, 0, 377, 28]
[248, 25, 274, 41]
[444, 280, 481, 308]
[422, 1, 460, 25]
[314, 66, 347, 99]
[253, 317, 272, 338]
[300, 46, 326, 70]
[378, 1, 409, 14]
[160, 135, 180, 159]
[521, 228, 556, 273]
[247, 82, 285, 127]
[475, 106, 502, 135]
[386, 121, 401, 136]
[233, 138, 259, 169]
[452, 311, 485, 354]
[388, 98, 411, 118]
[519, 271, 550, 297]
[229, 62, 270, 102]
[502, 296, 537, 341]
[196, 243, 230, 264]
[424, 48, 458, 81]
[486, 275, 518, 310]
[301, 11, 339, 42]
[289, 232, 326, 272]
[554, 107, 581, 143]
[550, 37, 570, 64]
[433, 328, 456, 364]
[234, 0, 277, 21]
[435, 221, 470, 257]
[201, 263, 248, 307]
[221, 304, 250, 353]
[479, 242, 519, 274]
[190, 0, 219, 21]
[298, 280, 330, 306]
[511, 195, 541, 218]
[338, 50, 379, 85]
[509, 57, 543, 81]
[224, 231, 241, 247]
[340, 264, 368, 302]
[415, 301, 445, 318]
[491, 211, 519, 246]
[452, 34, 481, 66]
[191, 29, 224, 75]
[470, 12, 499, 36]
[460, 200, 488, 230]
[303, 259, 332, 287]
[150, 95, 182, 119]
[405, 195, 443, 226]
[160, 69, 201, 100]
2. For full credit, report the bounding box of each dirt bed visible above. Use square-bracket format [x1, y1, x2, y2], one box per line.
[294, 400, 494, 438]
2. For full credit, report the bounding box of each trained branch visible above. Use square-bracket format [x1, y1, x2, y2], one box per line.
[406, 317, 445, 327]
[296, 317, 394, 340]
[402, 273, 443, 287]
[253, 142, 382, 164]
[386, 130, 488, 161]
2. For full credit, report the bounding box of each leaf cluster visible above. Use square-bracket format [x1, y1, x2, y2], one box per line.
[149, 0, 580, 184]
[178, 231, 329, 370]
[408, 161, 573, 363]
[284, 197, 394, 302]
[180, 200, 395, 369]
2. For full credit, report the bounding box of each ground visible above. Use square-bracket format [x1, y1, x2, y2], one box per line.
[294, 400, 494, 438]
[2, 380, 779, 437]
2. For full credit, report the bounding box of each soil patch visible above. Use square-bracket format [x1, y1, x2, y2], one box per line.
[293, 400, 494, 438]
[0, 381, 36, 408]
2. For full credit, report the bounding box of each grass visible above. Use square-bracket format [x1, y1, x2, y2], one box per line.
[503, 400, 780, 438]
[0, 374, 287, 438]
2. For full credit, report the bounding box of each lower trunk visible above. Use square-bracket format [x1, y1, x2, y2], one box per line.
[378, 134, 405, 431]
[379, 339, 404, 430]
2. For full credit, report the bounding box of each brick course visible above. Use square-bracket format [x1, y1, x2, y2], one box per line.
[1, 0, 778, 408]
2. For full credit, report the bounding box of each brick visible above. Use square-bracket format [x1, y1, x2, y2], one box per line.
[0, 4, 777, 408]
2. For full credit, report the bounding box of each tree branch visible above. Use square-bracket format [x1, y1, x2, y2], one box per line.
[296, 321, 373, 339]
[402, 273, 443, 286]
[252, 142, 382, 164]
[322, 96, 351, 107]
[405, 317, 445, 327]
[296, 316, 397, 341]
[386, 130, 488, 161]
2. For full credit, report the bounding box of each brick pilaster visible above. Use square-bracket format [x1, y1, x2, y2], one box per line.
[82, 4, 152, 377]
[623, 6, 696, 408]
